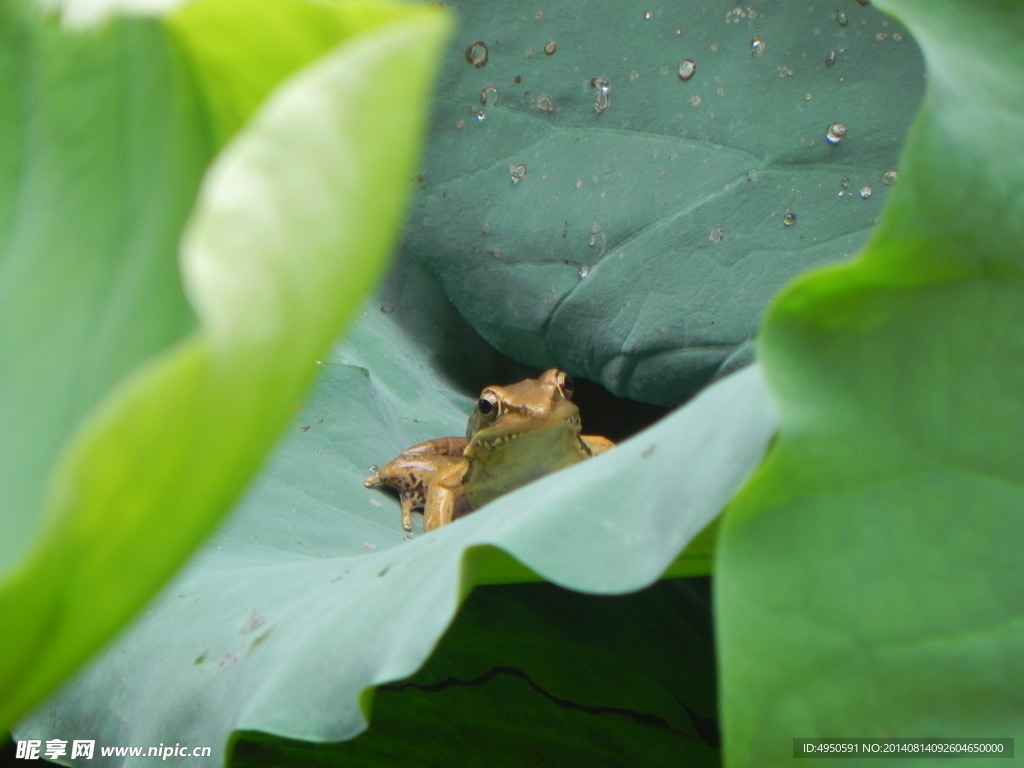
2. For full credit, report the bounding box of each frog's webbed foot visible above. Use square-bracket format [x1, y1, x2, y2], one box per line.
[399, 496, 418, 533]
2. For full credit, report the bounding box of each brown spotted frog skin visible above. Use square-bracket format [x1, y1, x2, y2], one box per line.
[365, 369, 614, 532]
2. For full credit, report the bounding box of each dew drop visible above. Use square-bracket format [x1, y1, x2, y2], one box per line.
[509, 163, 527, 184]
[544, 40, 557, 55]
[590, 77, 611, 113]
[678, 59, 697, 81]
[574, 179, 584, 190]
[578, 264, 590, 279]
[465, 41, 489, 67]
[536, 93, 555, 113]
[881, 169, 899, 186]
[479, 85, 500, 105]
[840, 177, 851, 188]
[836, 11, 849, 26]
[689, 94, 702, 107]
[825, 122, 847, 144]
[587, 222, 602, 246]
[708, 225, 725, 243]
[859, 186, 873, 199]
[751, 38, 766, 57]
[367, 464, 380, 475]
[643, 10, 653, 21]
[825, 50, 837, 67]
[782, 212, 797, 227]
[472, 109, 487, 123]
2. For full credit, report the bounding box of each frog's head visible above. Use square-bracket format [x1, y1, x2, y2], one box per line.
[464, 368, 582, 456]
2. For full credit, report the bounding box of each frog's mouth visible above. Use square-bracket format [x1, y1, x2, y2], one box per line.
[471, 413, 582, 452]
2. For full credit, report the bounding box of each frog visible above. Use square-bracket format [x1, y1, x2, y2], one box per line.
[365, 368, 614, 532]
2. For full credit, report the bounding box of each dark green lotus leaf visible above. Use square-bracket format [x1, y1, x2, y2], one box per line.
[402, 0, 924, 404]
[717, 1, 1024, 764]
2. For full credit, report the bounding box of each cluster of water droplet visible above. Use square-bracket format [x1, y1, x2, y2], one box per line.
[448, 3, 903, 265]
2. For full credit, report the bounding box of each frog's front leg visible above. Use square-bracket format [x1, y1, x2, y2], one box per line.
[365, 438, 468, 532]
[582, 434, 615, 456]
[423, 461, 470, 531]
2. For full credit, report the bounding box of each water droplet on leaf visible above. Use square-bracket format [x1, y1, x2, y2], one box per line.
[465, 41, 489, 67]
[479, 85, 500, 105]
[678, 59, 697, 81]
[509, 164, 527, 184]
[751, 38, 766, 57]
[825, 122, 847, 144]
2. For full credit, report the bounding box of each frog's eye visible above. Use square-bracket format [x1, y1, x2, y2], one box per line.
[477, 392, 500, 419]
[557, 372, 575, 399]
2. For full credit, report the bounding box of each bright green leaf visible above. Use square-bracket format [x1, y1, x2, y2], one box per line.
[717, 1, 1024, 764]
[0, 0, 449, 731]
[402, 0, 924, 404]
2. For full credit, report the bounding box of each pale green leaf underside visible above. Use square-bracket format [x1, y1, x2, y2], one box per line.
[18, 256, 776, 762]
